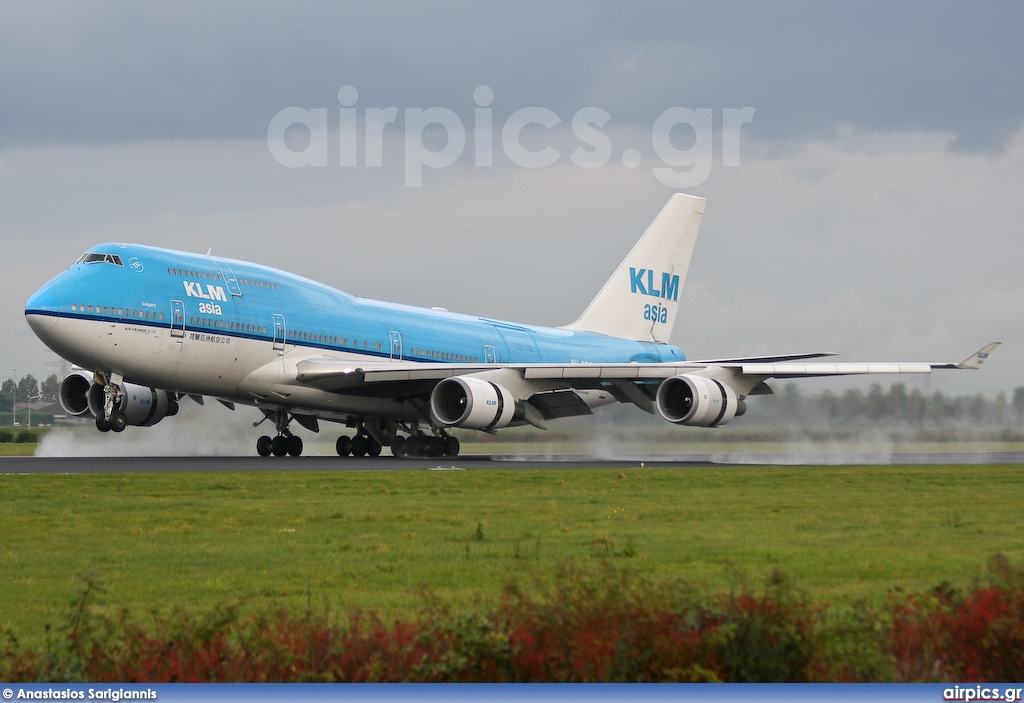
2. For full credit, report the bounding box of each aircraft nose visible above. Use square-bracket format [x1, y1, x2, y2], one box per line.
[25, 281, 60, 333]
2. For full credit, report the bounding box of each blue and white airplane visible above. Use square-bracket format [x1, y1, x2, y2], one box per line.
[24, 193, 998, 458]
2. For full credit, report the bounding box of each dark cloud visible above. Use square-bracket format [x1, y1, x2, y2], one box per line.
[1, 1, 1022, 150]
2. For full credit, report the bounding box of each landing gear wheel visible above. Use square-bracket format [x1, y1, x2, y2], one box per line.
[367, 439, 382, 457]
[406, 435, 424, 457]
[257, 435, 273, 457]
[442, 436, 460, 457]
[391, 436, 407, 458]
[350, 435, 367, 457]
[336, 435, 352, 457]
[271, 436, 289, 457]
[95, 414, 111, 432]
[424, 437, 443, 458]
[111, 411, 128, 433]
[288, 435, 303, 457]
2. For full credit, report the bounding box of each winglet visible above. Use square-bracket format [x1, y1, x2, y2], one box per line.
[955, 342, 1001, 370]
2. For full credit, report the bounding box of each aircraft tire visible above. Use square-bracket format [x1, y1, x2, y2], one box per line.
[336, 435, 352, 457]
[256, 435, 273, 457]
[425, 437, 443, 458]
[271, 436, 289, 457]
[391, 436, 407, 458]
[288, 435, 303, 457]
[350, 435, 367, 457]
[442, 436, 460, 457]
[406, 435, 423, 457]
[111, 412, 128, 433]
[95, 414, 111, 432]
[367, 439, 382, 457]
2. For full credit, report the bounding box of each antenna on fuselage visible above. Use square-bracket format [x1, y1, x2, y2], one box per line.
[206, 248, 212, 256]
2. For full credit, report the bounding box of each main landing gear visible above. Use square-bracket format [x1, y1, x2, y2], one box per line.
[334, 424, 460, 459]
[334, 432, 382, 457]
[390, 432, 459, 459]
[255, 409, 303, 458]
[254, 413, 460, 459]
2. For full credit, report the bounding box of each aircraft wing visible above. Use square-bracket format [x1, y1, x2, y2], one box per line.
[294, 342, 999, 393]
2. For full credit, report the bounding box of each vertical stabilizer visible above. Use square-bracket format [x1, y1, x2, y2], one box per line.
[563, 193, 705, 343]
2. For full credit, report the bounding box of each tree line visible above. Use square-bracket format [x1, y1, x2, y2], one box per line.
[752, 382, 1024, 427]
[0, 374, 60, 412]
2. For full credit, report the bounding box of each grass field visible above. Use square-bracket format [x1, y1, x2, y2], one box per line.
[2, 464, 1023, 647]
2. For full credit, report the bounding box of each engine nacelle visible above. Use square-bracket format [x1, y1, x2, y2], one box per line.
[58, 370, 94, 416]
[655, 374, 744, 427]
[430, 377, 516, 430]
[59, 372, 178, 427]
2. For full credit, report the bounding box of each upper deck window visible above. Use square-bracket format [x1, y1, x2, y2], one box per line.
[76, 252, 123, 266]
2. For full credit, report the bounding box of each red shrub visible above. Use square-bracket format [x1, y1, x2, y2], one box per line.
[3, 557, 1022, 683]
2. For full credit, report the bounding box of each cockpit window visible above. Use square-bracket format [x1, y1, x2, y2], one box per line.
[76, 253, 124, 266]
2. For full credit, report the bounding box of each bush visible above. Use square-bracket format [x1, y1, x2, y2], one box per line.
[15, 430, 36, 443]
[0, 429, 12, 443]
[891, 554, 1024, 681]
[3, 559, 1023, 682]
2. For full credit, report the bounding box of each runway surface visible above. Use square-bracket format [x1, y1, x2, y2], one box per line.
[3, 450, 1024, 474]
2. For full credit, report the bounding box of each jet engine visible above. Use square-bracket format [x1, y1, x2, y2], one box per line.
[58, 370, 94, 417]
[59, 371, 179, 427]
[430, 376, 516, 430]
[655, 374, 745, 427]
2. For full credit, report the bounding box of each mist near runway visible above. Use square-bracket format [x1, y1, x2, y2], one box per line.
[494, 422, 905, 465]
[36, 400, 266, 457]
[30, 380, 1024, 462]
[489, 384, 1024, 465]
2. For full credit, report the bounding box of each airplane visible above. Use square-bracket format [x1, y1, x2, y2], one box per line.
[24, 193, 998, 458]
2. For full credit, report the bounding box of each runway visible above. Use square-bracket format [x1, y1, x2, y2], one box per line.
[3, 450, 1024, 474]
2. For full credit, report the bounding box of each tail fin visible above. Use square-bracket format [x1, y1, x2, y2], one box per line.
[563, 193, 705, 343]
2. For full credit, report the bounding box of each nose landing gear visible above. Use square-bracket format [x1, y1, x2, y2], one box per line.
[92, 374, 128, 433]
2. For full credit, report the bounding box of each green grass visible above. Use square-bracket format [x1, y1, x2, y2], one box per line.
[0, 444, 36, 456]
[1, 465, 1022, 647]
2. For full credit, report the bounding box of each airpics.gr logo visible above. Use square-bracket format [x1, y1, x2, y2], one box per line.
[629, 268, 679, 302]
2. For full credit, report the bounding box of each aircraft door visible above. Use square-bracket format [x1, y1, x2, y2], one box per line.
[272, 314, 286, 351]
[389, 331, 403, 360]
[483, 345, 497, 363]
[170, 300, 185, 338]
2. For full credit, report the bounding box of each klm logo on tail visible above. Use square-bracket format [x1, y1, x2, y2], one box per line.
[629, 268, 680, 302]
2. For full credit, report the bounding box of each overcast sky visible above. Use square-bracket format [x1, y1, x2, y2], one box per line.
[3, 1, 1023, 403]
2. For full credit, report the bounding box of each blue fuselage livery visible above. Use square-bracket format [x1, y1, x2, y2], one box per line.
[27, 243, 685, 396]
[24, 194, 995, 459]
